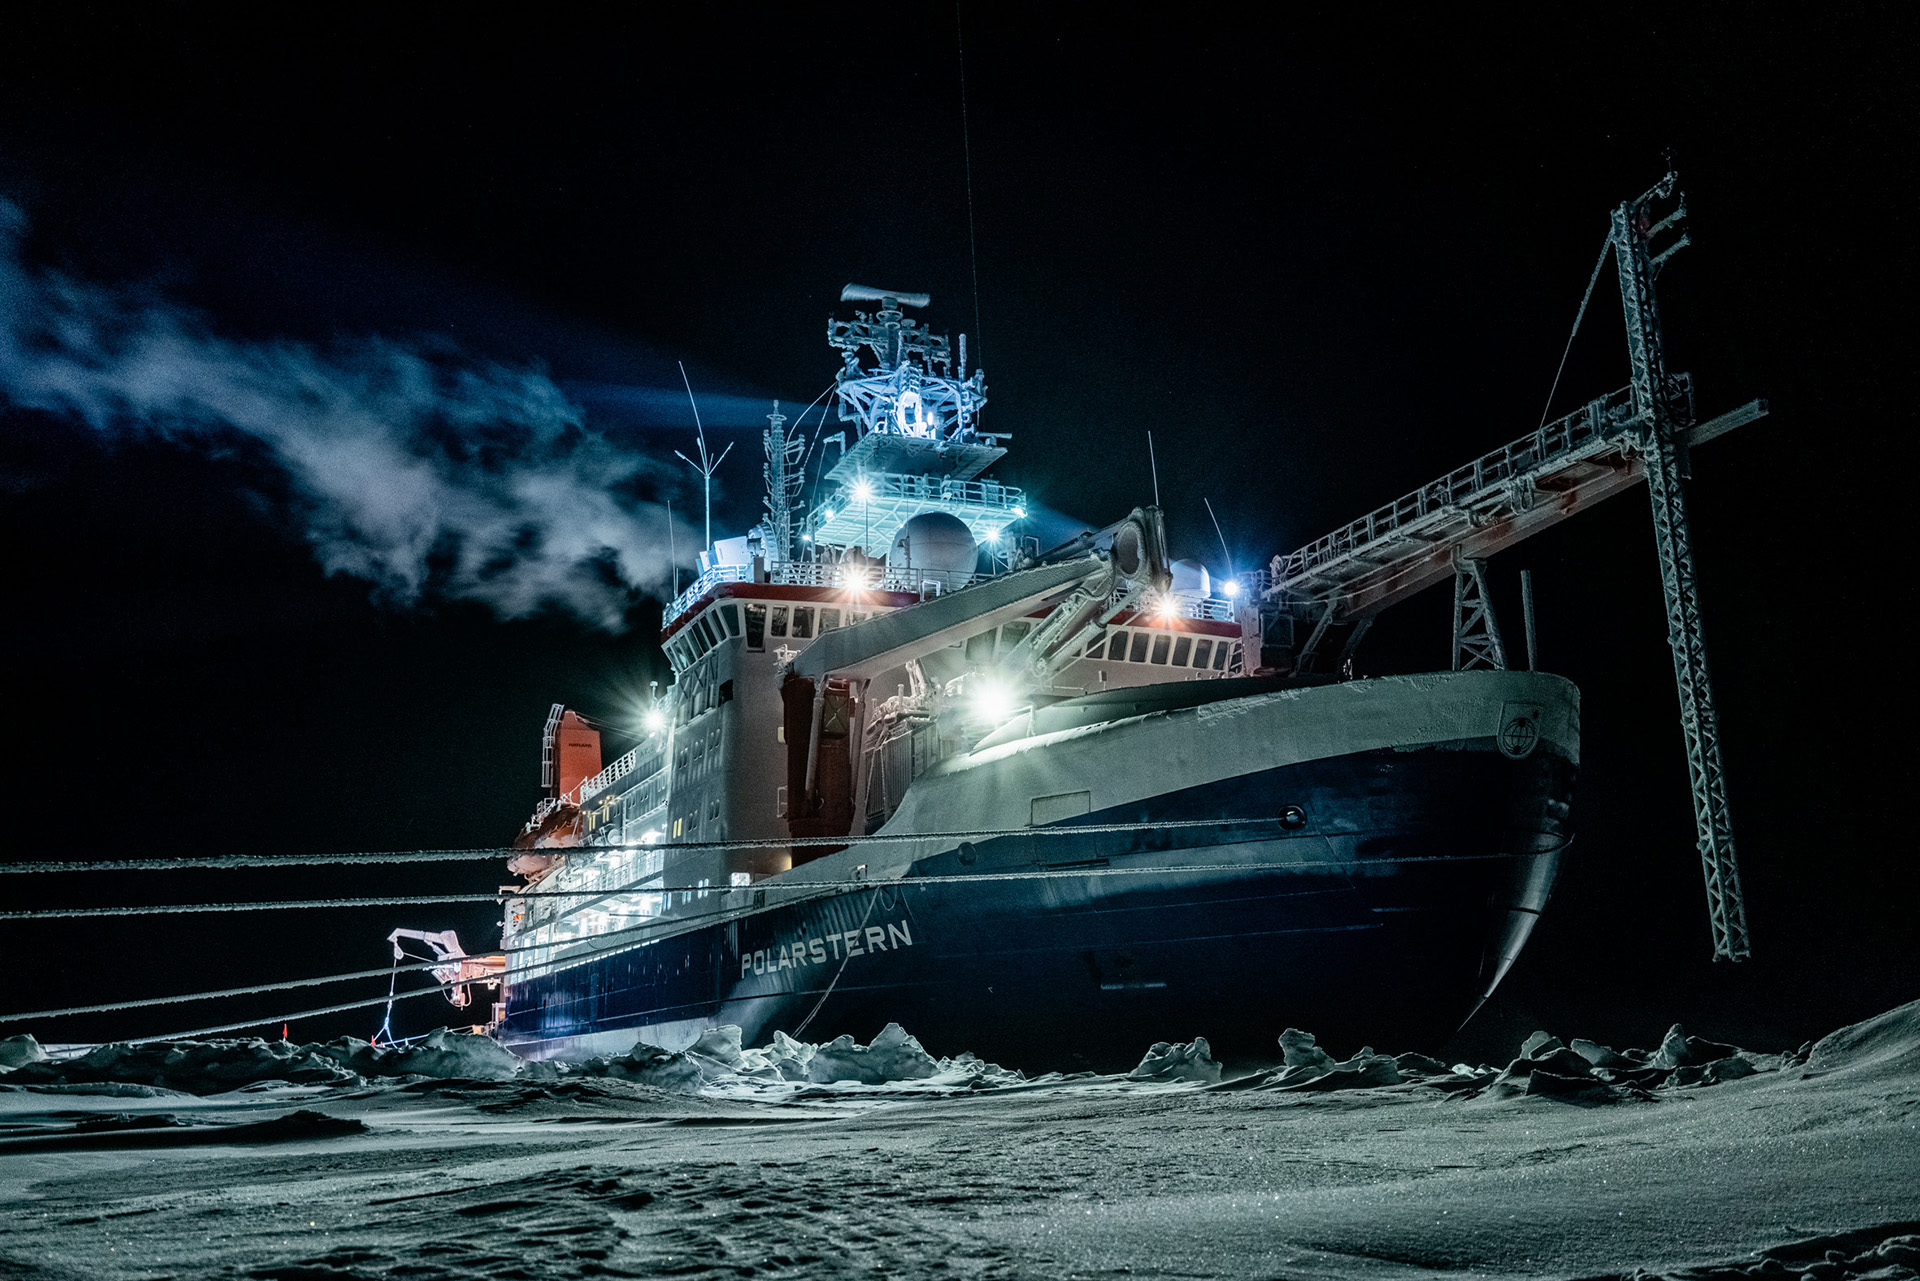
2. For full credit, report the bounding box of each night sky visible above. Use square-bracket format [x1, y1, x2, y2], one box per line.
[1, 9, 1910, 1058]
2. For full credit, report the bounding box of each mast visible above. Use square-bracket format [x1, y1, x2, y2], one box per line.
[763, 401, 803, 566]
[1611, 173, 1751, 962]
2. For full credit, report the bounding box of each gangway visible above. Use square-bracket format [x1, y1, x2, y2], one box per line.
[1259, 173, 1761, 962]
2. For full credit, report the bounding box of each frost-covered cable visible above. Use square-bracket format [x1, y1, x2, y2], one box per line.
[0, 848, 1545, 922]
[0, 957, 455, 1023]
[1537, 233, 1615, 430]
[0, 843, 1569, 1031]
[118, 983, 469, 1046]
[0, 817, 1279, 876]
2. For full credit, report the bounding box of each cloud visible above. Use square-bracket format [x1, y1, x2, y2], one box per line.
[0, 199, 691, 629]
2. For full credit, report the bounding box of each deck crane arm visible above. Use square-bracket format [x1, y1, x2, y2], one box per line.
[386, 928, 505, 1010]
[790, 506, 1171, 687]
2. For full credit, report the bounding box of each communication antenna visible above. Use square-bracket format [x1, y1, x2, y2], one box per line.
[956, 0, 983, 361]
[666, 499, 678, 598]
[1204, 496, 1234, 582]
[1147, 430, 1162, 508]
[675, 361, 733, 552]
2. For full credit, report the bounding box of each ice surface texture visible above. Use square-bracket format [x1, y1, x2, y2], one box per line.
[0, 1014, 1831, 1101]
[3, 1027, 522, 1095]
[1, 1000, 1915, 1280]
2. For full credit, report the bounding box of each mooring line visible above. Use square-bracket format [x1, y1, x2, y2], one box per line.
[0, 817, 1283, 876]
[0, 849, 1538, 921]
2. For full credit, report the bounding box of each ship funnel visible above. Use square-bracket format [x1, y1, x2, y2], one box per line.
[840, 283, 931, 308]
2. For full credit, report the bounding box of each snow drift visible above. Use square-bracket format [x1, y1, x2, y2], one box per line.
[7, 1004, 1909, 1103]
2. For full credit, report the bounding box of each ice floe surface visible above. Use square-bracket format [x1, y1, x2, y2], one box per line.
[1, 1000, 1916, 1278]
[0, 1015, 1814, 1104]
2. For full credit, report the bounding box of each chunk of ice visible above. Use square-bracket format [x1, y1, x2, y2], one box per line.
[1128, 1038, 1222, 1084]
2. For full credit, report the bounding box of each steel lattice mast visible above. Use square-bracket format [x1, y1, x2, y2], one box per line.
[1259, 171, 1762, 961]
[1611, 173, 1751, 961]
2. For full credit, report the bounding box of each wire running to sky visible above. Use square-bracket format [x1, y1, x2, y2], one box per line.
[956, 0, 984, 364]
[1538, 234, 1616, 430]
[1204, 497, 1235, 581]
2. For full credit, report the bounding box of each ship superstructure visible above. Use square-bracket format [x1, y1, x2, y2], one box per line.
[443, 174, 1764, 1067]
[501, 287, 1254, 996]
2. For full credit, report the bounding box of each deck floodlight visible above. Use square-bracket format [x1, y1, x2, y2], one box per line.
[970, 677, 1017, 727]
[1222, 580, 1241, 598]
[642, 706, 667, 734]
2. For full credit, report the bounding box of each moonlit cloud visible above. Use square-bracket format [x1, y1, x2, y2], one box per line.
[0, 199, 691, 629]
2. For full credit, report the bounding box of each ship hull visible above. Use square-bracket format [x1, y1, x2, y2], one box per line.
[499, 673, 1576, 1069]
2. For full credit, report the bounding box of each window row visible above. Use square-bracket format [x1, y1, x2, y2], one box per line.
[1092, 629, 1237, 671]
[962, 619, 1034, 664]
[667, 600, 884, 672]
[674, 723, 723, 784]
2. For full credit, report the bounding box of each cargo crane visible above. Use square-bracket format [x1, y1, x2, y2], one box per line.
[1257, 172, 1760, 961]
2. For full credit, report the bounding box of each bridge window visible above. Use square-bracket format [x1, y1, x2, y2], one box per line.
[1193, 639, 1213, 669]
[820, 608, 842, 632]
[770, 606, 789, 639]
[998, 620, 1032, 655]
[1150, 634, 1171, 665]
[1084, 634, 1107, 660]
[1129, 632, 1152, 663]
[964, 629, 995, 663]
[744, 603, 766, 650]
[791, 607, 815, 639]
[1172, 636, 1193, 667]
[1218, 643, 1234, 671]
[1106, 630, 1126, 661]
[720, 604, 741, 638]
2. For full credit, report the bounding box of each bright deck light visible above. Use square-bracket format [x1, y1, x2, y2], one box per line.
[970, 678, 1017, 726]
[642, 706, 668, 734]
[853, 481, 875, 502]
[1222, 580, 1241, 598]
[1010, 505, 1026, 519]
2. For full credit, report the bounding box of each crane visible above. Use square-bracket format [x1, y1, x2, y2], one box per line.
[1259, 172, 1759, 961]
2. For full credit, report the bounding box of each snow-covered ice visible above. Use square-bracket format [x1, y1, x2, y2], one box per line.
[1, 1002, 1916, 1278]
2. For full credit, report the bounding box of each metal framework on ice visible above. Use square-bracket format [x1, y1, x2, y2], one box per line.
[1260, 172, 1759, 960]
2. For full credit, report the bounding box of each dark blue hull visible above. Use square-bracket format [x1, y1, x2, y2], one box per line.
[500, 737, 1573, 1069]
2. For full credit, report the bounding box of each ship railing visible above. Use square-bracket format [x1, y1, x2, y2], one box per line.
[771, 561, 989, 597]
[1106, 585, 1238, 623]
[574, 746, 665, 806]
[829, 472, 1025, 509]
[1267, 384, 1640, 591]
[666, 561, 1004, 627]
[1182, 598, 1238, 622]
[664, 563, 754, 624]
[522, 795, 565, 833]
